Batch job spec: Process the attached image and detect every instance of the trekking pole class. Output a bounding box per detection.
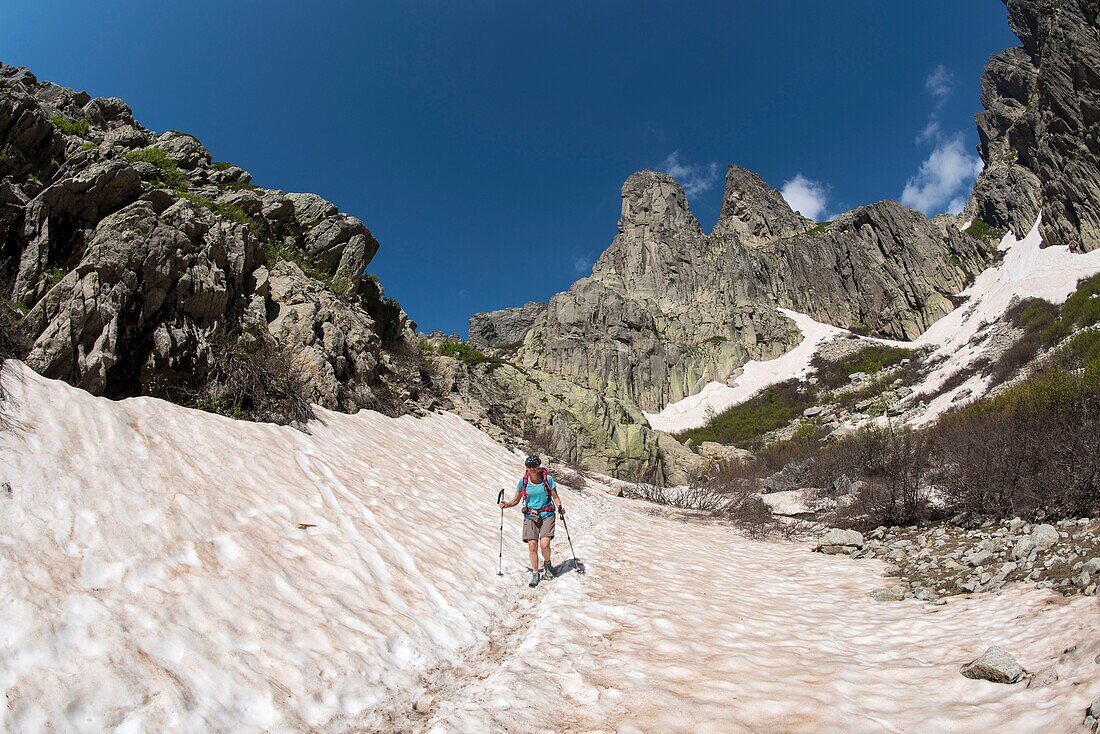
[495,489,505,576]
[559,511,584,575]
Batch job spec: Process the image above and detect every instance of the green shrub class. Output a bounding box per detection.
[124,147,188,190]
[1059,273,1100,333]
[439,341,488,365]
[964,219,999,240]
[210,161,233,170]
[50,115,90,137]
[811,344,913,389]
[43,267,66,287]
[674,379,815,447]
[809,220,833,234]
[991,275,1100,383]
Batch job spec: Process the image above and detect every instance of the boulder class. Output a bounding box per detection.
[697,441,753,465]
[816,528,864,554]
[468,301,548,348]
[1026,664,1060,689]
[960,646,1025,684]
[23,199,247,394]
[870,584,908,602]
[1030,524,1059,550]
[155,130,211,170]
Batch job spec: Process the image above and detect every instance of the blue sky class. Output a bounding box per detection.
[2,1,1017,336]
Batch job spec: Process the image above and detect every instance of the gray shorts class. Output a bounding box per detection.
[522,514,556,542]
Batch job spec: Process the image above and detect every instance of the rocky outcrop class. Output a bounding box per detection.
[712,165,814,244]
[439,359,666,482]
[969,0,1100,251]
[0,62,425,419]
[519,171,993,412]
[468,300,547,349]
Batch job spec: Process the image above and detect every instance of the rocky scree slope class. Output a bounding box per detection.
[515,166,993,414]
[967,0,1100,252]
[0,62,434,420]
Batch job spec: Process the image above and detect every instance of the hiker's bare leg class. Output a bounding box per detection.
[539,536,552,565]
[527,539,540,571]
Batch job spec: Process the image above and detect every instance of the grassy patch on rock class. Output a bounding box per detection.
[125,146,188,190]
[50,115,89,137]
[811,344,914,389]
[964,219,1000,241]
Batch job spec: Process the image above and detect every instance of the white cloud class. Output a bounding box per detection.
[572,255,593,274]
[916,119,941,145]
[659,151,720,197]
[926,64,954,108]
[901,134,983,216]
[780,173,832,221]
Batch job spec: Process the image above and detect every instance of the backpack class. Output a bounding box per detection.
[520,468,555,517]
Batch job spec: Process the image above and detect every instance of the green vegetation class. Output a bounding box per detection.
[436,340,511,370]
[439,341,489,364]
[179,192,252,228]
[674,380,815,447]
[50,115,89,137]
[81,141,98,151]
[964,219,999,240]
[811,344,913,389]
[124,146,188,190]
[0,298,28,317]
[264,240,328,283]
[809,220,833,234]
[210,161,233,170]
[992,274,1100,382]
[43,267,66,288]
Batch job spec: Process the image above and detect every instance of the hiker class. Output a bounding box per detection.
[499,455,564,587]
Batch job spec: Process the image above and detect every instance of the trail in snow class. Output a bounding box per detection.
[646,217,1100,432]
[2,362,1098,733]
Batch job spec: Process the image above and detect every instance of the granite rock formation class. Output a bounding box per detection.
[0,62,424,418]
[518,170,992,412]
[969,0,1100,251]
[468,300,547,349]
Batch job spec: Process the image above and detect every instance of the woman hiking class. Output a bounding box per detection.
[499,455,564,587]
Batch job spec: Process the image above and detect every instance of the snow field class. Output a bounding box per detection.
[2,361,1099,732]
[0,361,588,732]
[646,216,1100,433]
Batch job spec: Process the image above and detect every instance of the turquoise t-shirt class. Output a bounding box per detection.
[517,473,557,518]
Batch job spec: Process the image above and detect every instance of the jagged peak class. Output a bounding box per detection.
[712,164,813,244]
[618,169,702,236]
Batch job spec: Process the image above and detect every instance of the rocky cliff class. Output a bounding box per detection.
[0,63,430,419]
[468,300,547,349]
[517,169,992,412]
[969,0,1100,251]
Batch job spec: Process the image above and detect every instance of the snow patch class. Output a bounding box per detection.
[645,310,845,433]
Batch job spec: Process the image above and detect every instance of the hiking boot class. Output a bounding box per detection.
[529,571,541,588]
[542,561,556,579]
